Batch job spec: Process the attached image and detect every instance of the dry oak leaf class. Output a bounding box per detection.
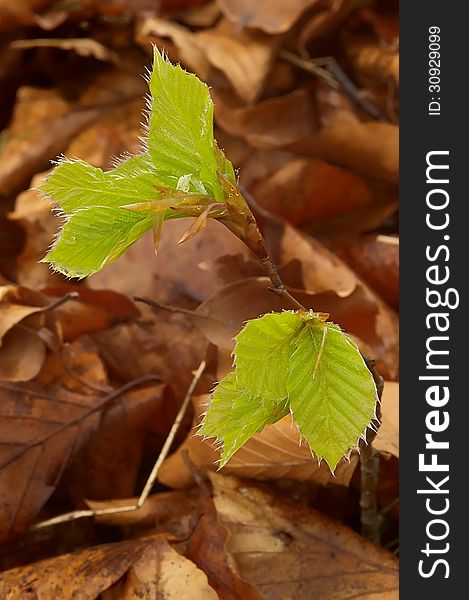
[0,285,59,382]
[0,535,218,600]
[210,472,399,600]
[158,395,358,488]
[0,336,162,542]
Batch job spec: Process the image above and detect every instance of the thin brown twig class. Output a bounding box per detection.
[359,356,384,544]
[32,361,205,529]
[281,50,388,122]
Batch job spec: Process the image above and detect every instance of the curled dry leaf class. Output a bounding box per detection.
[217,0,320,34]
[242,151,397,238]
[0,535,218,600]
[90,308,207,398]
[158,395,359,488]
[0,284,59,381]
[88,488,202,532]
[210,472,399,600]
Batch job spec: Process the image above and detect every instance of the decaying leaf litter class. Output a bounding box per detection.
[0,0,399,597]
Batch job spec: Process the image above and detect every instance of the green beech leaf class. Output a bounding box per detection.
[40,48,235,277]
[199,373,290,468]
[233,311,302,399]
[200,311,378,471]
[287,319,378,470]
[45,206,153,278]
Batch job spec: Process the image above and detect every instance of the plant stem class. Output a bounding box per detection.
[360,356,384,544]
[260,256,306,311]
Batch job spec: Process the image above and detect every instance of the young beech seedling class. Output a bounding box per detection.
[41,48,378,471]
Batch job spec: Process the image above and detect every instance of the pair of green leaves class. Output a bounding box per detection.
[41,48,235,278]
[40,47,378,472]
[200,311,378,471]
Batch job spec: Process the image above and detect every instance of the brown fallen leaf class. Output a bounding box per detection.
[186,487,263,600]
[90,218,252,305]
[62,379,167,503]
[138,17,278,103]
[0,335,162,542]
[0,284,59,381]
[213,84,398,183]
[210,472,399,599]
[332,235,399,309]
[42,285,140,342]
[292,113,399,184]
[0,68,146,197]
[213,86,317,149]
[136,17,211,80]
[248,157,372,225]
[0,87,101,197]
[196,19,280,103]
[91,308,207,398]
[88,488,202,533]
[217,0,320,34]
[0,535,218,600]
[158,395,358,488]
